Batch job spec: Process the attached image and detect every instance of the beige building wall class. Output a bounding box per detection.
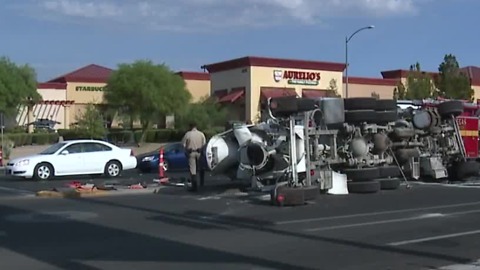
[16,88,68,129]
[185,79,211,102]
[343,83,396,99]
[65,82,106,128]
[210,67,251,93]
[472,85,480,101]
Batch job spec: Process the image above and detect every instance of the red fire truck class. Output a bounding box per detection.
[397,98,480,180]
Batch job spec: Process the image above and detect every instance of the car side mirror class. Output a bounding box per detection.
[60,150,69,155]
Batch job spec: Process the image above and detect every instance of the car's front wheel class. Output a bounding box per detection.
[104,160,122,178]
[33,163,54,181]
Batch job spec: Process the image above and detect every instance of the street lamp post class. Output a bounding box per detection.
[345,25,375,98]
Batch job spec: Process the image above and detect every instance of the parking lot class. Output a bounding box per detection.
[0,167,480,269]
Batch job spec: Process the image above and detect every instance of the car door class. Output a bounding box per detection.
[82,142,113,173]
[54,143,85,175]
[166,143,188,170]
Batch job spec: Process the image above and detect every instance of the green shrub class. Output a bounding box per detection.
[55,127,227,145]
[107,130,134,144]
[5,133,59,146]
[58,128,104,140]
[5,126,26,133]
[2,139,14,159]
[31,133,59,145]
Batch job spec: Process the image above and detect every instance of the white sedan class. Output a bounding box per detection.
[5,139,138,181]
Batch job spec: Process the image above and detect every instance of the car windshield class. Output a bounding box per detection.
[39,142,67,155]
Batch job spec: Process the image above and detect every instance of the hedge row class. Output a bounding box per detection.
[3,127,226,147]
[104,128,225,144]
[5,133,60,147]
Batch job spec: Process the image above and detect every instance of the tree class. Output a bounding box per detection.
[435,54,474,100]
[405,62,434,100]
[326,78,341,97]
[175,96,228,131]
[0,57,41,116]
[104,60,191,142]
[393,81,406,100]
[74,103,106,139]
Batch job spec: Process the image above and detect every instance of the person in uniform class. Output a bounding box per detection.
[182,122,206,191]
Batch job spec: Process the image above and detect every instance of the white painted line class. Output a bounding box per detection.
[305,208,480,232]
[0,186,33,194]
[275,201,480,225]
[413,181,480,189]
[305,213,442,232]
[388,230,480,246]
[197,196,221,201]
[437,259,480,269]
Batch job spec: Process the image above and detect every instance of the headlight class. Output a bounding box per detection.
[142,156,155,162]
[15,159,30,166]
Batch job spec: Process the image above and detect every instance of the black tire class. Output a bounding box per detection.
[274,186,305,206]
[437,100,463,118]
[344,110,376,124]
[375,111,398,124]
[343,167,380,182]
[104,160,122,178]
[33,163,54,181]
[303,185,319,201]
[455,160,480,180]
[344,98,376,110]
[379,165,402,178]
[390,127,415,140]
[378,178,401,190]
[375,99,397,111]
[347,181,380,193]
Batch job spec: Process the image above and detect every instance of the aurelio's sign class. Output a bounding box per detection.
[75,86,105,92]
[274,70,321,86]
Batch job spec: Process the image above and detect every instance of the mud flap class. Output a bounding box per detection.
[327,171,348,195]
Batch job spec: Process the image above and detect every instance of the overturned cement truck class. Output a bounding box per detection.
[202,96,477,199]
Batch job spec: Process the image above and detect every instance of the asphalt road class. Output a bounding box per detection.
[1,173,480,270]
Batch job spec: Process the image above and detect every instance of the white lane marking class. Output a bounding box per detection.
[197,196,221,201]
[388,230,480,247]
[305,208,480,232]
[0,186,33,195]
[414,181,480,189]
[275,201,480,225]
[305,214,443,232]
[437,259,480,269]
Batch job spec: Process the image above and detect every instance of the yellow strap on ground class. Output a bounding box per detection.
[36,190,80,198]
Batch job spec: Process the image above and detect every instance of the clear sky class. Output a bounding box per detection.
[1,0,478,82]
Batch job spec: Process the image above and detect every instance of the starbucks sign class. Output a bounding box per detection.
[75,86,105,92]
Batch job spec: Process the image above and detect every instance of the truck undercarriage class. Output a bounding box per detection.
[200,97,480,206]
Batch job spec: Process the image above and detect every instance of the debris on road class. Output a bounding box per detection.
[35,180,160,198]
